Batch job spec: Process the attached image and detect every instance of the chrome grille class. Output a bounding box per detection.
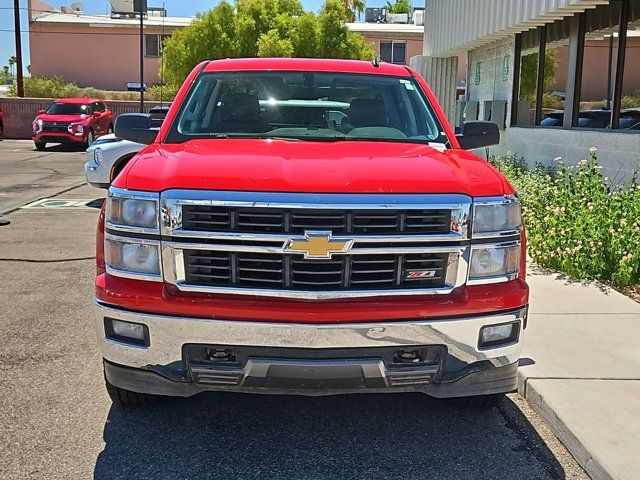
[182,206,451,235]
[184,251,449,291]
[161,190,472,299]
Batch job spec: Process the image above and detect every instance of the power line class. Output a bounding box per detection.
[0,28,174,36]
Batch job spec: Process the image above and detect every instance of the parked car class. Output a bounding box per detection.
[85,104,171,188]
[0,106,4,139]
[541,109,640,129]
[97,58,527,409]
[32,98,113,150]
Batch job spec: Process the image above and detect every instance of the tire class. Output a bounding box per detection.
[108,124,114,135]
[34,141,46,151]
[0,122,4,139]
[453,394,504,409]
[105,376,162,408]
[86,129,94,148]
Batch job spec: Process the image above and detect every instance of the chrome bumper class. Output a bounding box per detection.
[95,299,526,397]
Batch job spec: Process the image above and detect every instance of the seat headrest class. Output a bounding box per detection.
[346,98,388,127]
[216,93,262,123]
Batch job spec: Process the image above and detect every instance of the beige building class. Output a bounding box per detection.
[412,0,640,183]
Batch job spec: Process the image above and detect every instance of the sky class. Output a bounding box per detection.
[0,0,390,74]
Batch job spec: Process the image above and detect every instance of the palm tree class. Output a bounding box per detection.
[8,56,16,81]
[342,0,365,22]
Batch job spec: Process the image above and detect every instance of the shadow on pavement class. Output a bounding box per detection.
[94,392,564,479]
[33,143,87,152]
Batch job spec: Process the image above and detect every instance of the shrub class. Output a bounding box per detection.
[621,90,640,109]
[146,84,179,102]
[541,92,564,110]
[491,150,640,287]
[8,75,110,99]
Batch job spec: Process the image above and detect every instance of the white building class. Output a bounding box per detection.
[412,0,640,182]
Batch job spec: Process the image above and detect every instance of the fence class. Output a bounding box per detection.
[0,98,164,139]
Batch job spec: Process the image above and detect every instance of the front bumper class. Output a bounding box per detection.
[33,132,85,143]
[96,299,526,398]
[85,160,109,188]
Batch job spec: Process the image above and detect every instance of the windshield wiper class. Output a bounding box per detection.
[207,134,301,142]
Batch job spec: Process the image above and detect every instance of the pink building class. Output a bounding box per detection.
[28,0,191,90]
[27,1,432,91]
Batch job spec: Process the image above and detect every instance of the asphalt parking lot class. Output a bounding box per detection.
[0,139,589,479]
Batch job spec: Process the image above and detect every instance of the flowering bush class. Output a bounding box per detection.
[491,149,640,287]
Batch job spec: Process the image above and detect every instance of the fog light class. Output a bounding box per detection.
[105,317,149,346]
[479,321,519,348]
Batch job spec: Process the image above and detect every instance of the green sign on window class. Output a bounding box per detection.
[475,62,481,85]
[503,55,510,81]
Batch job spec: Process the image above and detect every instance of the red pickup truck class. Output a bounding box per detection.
[96,58,528,408]
[32,97,113,150]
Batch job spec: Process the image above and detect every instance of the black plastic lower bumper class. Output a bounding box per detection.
[104,358,518,399]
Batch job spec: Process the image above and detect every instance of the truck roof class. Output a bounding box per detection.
[203,58,412,77]
[54,97,102,104]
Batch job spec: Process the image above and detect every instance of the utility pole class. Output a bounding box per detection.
[139,2,145,112]
[13,0,24,97]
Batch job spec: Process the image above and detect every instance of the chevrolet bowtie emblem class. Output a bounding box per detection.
[283,231,353,259]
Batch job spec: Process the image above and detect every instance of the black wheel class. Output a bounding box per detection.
[108,124,114,135]
[86,129,94,147]
[0,122,4,139]
[453,394,504,409]
[34,141,46,150]
[105,376,162,408]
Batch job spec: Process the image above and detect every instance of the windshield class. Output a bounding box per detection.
[46,102,89,115]
[166,71,448,144]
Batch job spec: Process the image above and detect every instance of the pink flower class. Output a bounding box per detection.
[589,147,598,153]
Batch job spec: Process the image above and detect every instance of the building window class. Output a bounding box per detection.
[380,41,406,64]
[512,0,640,132]
[145,34,170,57]
[616,2,640,129]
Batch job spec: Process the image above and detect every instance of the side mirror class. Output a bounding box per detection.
[456,121,500,150]
[93,111,101,118]
[114,114,158,145]
[39,109,46,114]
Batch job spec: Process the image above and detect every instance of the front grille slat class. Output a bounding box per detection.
[183,250,448,291]
[181,207,451,235]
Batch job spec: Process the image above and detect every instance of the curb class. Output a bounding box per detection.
[518,373,612,480]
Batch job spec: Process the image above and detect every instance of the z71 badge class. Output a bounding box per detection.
[405,270,437,280]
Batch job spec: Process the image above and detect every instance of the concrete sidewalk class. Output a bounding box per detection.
[520,267,640,480]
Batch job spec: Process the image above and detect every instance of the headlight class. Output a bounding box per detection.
[33,119,43,133]
[105,234,161,280]
[68,123,84,135]
[94,148,103,165]
[106,189,159,232]
[473,196,522,238]
[468,243,520,284]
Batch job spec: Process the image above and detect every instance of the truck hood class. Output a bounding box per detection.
[119,139,510,196]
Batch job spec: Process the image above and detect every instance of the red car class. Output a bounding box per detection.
[32,97,113,150]
[97,58,527,408]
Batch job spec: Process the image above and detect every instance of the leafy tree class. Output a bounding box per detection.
[162,0,373,86]
[292,12,320,57]
[341,0,365,22]
[519,50,557,102]
[8,56,16,79]
[386,0,410,14]
[257,29,294,57]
